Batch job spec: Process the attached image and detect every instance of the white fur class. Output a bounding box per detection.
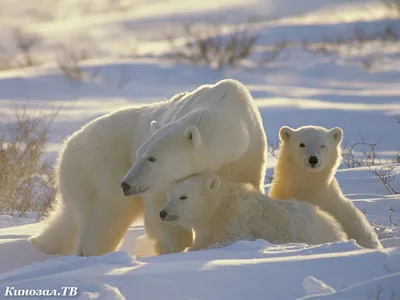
[30,79,267,256]
[161,174,347,251]
[121,79,267,255]
[269,125,382,249]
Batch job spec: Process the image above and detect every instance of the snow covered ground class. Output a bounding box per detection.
[0,0,399,299]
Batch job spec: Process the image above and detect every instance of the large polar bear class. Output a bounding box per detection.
[159,173,347,251]
[30,79,267,256]
[269,125,382,249]
[121,79,267,255]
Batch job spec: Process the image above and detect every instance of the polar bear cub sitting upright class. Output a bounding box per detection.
[160,173,347,251]
[269,125,382,249]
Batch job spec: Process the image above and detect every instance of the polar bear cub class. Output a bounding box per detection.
[269,125,382,249]
[160,173,347,251]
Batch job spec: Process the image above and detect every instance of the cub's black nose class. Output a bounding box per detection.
[121,181,130,194]
[308,156,319,165]
[159,210,168,220]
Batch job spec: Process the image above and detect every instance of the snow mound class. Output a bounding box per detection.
[302,276,336,297]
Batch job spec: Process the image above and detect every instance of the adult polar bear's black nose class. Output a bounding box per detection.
[121,181,131,194]
[159,210,168,220]
[308,156,319,165]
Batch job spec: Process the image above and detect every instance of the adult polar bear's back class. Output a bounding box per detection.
[31,79,267,256]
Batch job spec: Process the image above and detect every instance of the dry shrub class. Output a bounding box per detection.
[341,134,382,168]
[366,119,400,195]
[167,23,260,70]
[303,27,399,57]
[302,26,399,72]
[265,137,281,184]
[340,118,400,195]
[383,0,400,16]
[0,28,41,71]
[56,46,89,81]
[0,108,59,218]
[369,165,399,195]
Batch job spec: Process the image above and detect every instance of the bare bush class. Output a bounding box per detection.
[302,26,399,71]
[303,27,399,56]
[56,46,90,81]
[365,118,399,195]
[267,137,280,160]
[265,137,281,184]
[167,23,261,70]
[13,28,40,67]
[0,108,59,218]
[369,285,400,300]
[389,206,400,227]
[257,40,288,68]
[368,164,399,195]
[0,28,41,70]
[340,119,399,196]
[370,285,384,300]
[12,28,41,67]
[383,0,400,16]
[341,134,382,168]
[393,149,400,164]
[394,119,400,163]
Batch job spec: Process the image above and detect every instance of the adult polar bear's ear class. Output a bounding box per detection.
[204,174,221,193]
[150,120,160,133]
[329,127,343,144]
[279,126,295,142]
[184,125,202,148]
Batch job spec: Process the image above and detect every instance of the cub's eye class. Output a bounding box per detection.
[320,145,326,148]
[179,195,188,200]
[300,143,305,148]
[147,156,156,162]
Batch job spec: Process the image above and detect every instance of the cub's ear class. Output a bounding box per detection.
[184,125,202,147]
[279,126,295,142]
[329,127,343,144]
[204,174,221,192]
[150,120,160,133]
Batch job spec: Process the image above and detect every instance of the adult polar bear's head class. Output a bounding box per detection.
[121,109,250,196]
[279,125,343,172]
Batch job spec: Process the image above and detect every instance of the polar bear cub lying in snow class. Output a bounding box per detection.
[160,173,347,251]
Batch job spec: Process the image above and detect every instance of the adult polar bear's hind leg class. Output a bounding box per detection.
[29,199,77,255]
[58,125,145,256]
[31,160,145,256]
[31,107,148,256]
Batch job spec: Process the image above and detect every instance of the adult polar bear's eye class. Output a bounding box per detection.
[147,156,156,162]
[299,143,305,148]
[179,195,188,200]
[321,145,326,148]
